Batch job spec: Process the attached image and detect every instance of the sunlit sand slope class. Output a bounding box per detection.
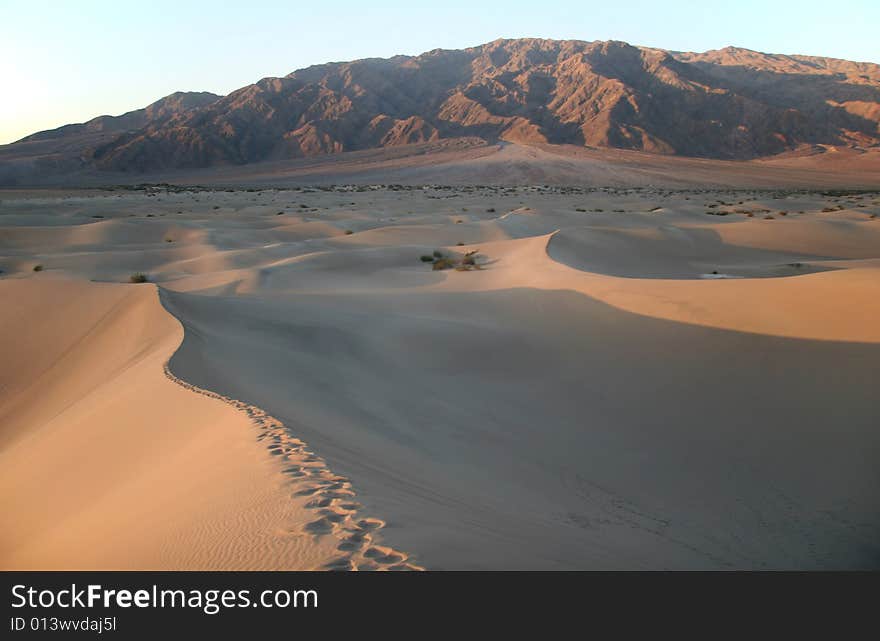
[0,278,414,570]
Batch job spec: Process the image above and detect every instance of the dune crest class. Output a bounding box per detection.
[442,232,880,344]
[0,277,415,570]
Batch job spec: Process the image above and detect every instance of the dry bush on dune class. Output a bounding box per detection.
[425,249,483,272]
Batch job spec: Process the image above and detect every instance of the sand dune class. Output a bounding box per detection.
[0,276,417,570]
[1,184,878,569]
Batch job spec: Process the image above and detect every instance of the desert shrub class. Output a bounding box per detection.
[129,272,148,283]
[456,242,464,246]
[764,215,775,220]
[432,250,444,258]
[428,248,482,272]
[213,205,220,209]
[420,255,434,262]
[33,264,44,272]
[486,208,495,213]
[344,229,353,235]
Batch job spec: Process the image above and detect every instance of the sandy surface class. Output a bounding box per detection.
[1,182,879,569]
[0,276,417,570]
[4,141,880,190]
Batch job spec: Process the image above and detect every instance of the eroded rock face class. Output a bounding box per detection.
[21,39,880,171]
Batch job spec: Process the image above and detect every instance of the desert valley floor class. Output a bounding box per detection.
[1,181,879,569]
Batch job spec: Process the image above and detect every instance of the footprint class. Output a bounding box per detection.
[324,557,355,571]
[364,546,406,565]
[344,530,370,543]
[319,510,348,524]
[303,516,336,535]
[356,518,385,531]
[337,539,364,552]
[337,530,371,552]
[293,486,324,497]
[323,489,355,499]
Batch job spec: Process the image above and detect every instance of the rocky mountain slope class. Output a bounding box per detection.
[8,39,880,174]
[18,91,222,144]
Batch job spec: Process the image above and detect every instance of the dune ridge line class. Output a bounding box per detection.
[161,361,423,571]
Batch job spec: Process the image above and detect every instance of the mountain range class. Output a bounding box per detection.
[4,38,880,179]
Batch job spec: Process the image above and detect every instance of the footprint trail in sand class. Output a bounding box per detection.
[163,364,423,571]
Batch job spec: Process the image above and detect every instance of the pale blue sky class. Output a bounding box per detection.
[2,0,878,144]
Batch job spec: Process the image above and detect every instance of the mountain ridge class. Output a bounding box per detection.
[17,91,222,144]
[7,39,880,176]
